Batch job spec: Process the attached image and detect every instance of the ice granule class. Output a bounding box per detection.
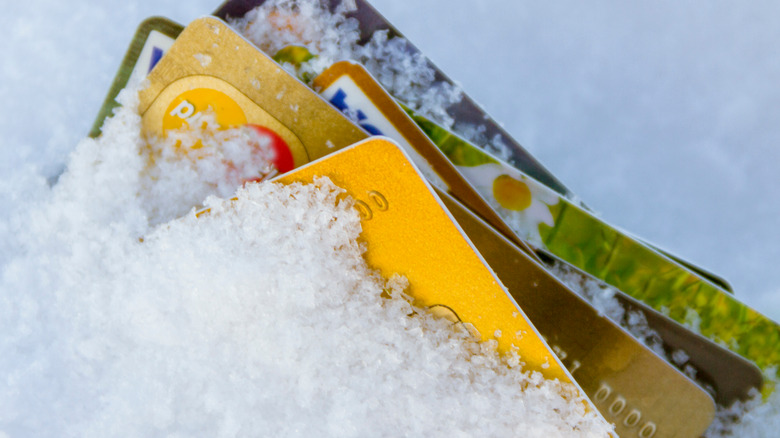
[0,92,611,436]
[671,348,690,366]
[194,53,213,67]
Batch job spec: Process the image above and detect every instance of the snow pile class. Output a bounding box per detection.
[0,87,611,436]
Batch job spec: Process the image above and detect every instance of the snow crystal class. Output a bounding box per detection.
[230,0,462,128]
[0,89,611,436]
[193,53,212,67]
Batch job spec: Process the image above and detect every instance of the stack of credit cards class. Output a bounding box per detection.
[88,1,780,436]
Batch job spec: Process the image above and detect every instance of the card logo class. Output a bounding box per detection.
[163,87,295,173]
[328,89,382,135]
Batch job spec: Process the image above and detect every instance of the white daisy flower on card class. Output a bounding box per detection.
[457,162,560,246]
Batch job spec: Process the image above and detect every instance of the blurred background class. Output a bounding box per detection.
[2,0,778,321]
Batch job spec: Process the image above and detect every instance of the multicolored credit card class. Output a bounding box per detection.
[89,1,777,430]
[407,111,780,380]
[90,17,183,138]
[138,17,367,168]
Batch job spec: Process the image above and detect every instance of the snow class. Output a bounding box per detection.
[0,85,611,435]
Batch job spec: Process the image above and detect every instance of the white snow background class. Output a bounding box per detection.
[2,0,778,322]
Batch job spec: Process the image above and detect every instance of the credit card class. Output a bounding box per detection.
[90,17,183,138]
[437,187,715,438]
[407,112,780,383]
[194,136,612,423]
[212,0,734,293]
[312,60,539,259]
[138,17,367,168]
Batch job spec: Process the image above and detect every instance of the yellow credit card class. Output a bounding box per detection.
[275,137,569,383]
[138,17,366,172]
[312,60,540,259]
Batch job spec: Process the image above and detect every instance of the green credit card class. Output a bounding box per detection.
[407,108,780,385]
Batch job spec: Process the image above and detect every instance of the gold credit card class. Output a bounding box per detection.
[275,137,571,384]
[138,17,367,170]
[312,60,540,260]
[437,188,715,438]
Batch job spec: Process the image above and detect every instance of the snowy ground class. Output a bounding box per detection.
[3,0,778,321]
